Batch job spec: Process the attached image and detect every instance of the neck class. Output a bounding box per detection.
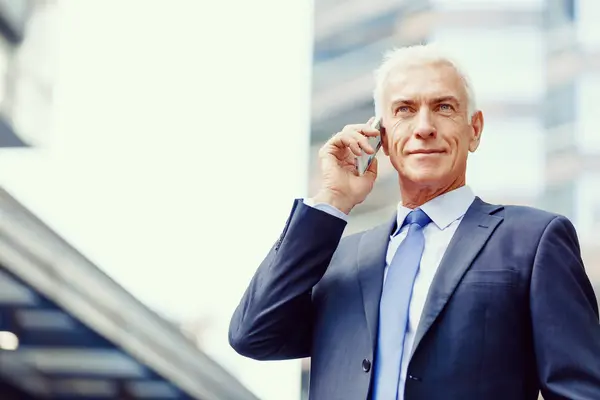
[400,176,465,209]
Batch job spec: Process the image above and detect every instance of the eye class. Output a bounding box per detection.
[396,106,411,114]
[438,103,454,112]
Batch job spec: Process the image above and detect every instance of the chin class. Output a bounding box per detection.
[403,168,449,187]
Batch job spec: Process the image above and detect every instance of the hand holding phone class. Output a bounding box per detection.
[356,118,383,175]
[312,118,382,214]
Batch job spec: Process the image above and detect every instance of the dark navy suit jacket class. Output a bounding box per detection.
[229,197,600,399]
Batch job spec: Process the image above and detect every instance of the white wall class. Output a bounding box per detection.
[0,1,313,399]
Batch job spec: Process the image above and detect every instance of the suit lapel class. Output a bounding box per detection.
[357,215,397,351]
[410,197,504,357]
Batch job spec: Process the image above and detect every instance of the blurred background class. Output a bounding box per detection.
[0,0,594,399]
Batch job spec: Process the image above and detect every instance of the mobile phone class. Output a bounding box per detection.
[356,118,383,176]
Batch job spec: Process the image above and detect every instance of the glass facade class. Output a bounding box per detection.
[542,0,600,304]
[0,0,56,147]
[576,73,600,152]
[544,81,576,128]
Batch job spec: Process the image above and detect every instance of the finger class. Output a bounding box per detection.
[349,131,375,154]
[342,124,380,137]
[334,131,374,155]
[366,116,375,126]
[329,127,377,155]
[338,136,363,157]
[360,125,380,138]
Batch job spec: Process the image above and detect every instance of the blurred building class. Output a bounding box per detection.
[542,0,600,285]
[0,188,259,399]
[0,0,55,147]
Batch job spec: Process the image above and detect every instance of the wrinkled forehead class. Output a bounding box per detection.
[383,61,469,107]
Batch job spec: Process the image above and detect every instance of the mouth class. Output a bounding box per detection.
[408,149,446,155]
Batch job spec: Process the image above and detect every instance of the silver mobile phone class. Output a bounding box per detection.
[356,118,383,176]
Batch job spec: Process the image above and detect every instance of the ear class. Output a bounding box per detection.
[468,111,484,152]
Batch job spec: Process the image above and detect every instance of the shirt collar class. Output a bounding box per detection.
[392,185,475,236]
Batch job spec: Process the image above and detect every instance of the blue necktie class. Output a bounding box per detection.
[373,209,431,400]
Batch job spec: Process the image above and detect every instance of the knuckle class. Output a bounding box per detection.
[342,124,362,134]
[333,130,347,142]
[325,134,340,147]
[338,130,351,140]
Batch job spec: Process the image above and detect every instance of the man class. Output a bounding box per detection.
[228,44,600,399]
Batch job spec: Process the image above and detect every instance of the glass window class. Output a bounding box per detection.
[576,73,600,152]
[594,204,600,227]
[565,0,576,20]
[300,359,310,400]
[578,0,600,48]
[312,37,390,91]
[3,1,58,146]
[543,81,576,129]
[433,0,543,10]
[544,0,577,29]
[314,11,400,63]
[10,75,51,145]
[545,123,577,157]
[0,0,31,42]
[0,34,12,110]
[467,116,545,200]
[15,2,58,85]
[575,174,600,242]
[430,27,544,104]
[541,180,576,221]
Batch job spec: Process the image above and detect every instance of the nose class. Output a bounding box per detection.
[413,108,436,139]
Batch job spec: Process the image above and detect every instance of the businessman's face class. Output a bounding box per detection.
[380,61,483,191]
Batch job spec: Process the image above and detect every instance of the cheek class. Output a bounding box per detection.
[386,124,410,153]
[448,136,471,169]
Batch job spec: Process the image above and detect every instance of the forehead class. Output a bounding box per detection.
[384,61,468,104]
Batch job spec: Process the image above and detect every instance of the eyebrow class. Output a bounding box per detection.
[390,95,461,109]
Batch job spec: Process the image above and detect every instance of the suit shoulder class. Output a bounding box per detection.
[338,229,367,248]
[334,223,387,259]
[499,204,568,227]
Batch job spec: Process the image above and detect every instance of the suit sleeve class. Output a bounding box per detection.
[228,199,347,361]
[530,216,600,400]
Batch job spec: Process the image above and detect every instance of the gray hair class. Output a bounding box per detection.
[373,44,477,119]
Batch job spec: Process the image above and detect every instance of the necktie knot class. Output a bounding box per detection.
[402,209,431,229]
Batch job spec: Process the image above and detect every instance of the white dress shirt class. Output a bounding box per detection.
[306,185,475,399]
